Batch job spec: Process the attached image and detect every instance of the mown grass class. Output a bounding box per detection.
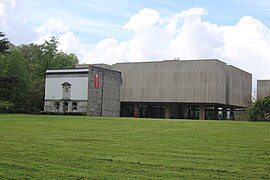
[0,114,269,179]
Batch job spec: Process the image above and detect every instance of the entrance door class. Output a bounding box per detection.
[63,102,68,113]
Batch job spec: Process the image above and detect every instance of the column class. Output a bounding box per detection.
[68,101,72,112]
[199,105,205,120]
[213,106,219,120]
[165,105,171,119]
[230,108,235,120]
[222,108,227,120]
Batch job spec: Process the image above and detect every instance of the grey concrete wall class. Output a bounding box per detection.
[115,59,252,108]
[257,80,270,98]
[115,59,227,104]
[226,65,252,107]
[87,66,121,117]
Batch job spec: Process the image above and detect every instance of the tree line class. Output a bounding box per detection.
[0,32,78,113]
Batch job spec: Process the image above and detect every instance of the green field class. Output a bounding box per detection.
[0,114,269,179]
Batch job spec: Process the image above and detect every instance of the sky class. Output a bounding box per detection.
[1,0,270,90]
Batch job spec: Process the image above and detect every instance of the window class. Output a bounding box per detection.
[55,102,60,111]
[63,102,68,112]
[62,82,71,100]
[72,102,78,112]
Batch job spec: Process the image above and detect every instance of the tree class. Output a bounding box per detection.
[18,43,42,80]
[0,32,11,54]
[40,36,59,72]
[19,37,78,113]
[0,48,29,113]
[249,96,270,121]
[39,37,78,70]
[55,52,79,68]
[0,36,79,113]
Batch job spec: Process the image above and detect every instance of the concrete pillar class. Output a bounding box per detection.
[165,105,171,119]
[59,101,63,113]
[230,108,235,120]
[68,101,72,112]
[134,104,139,118]
[213,107,219,120]
[222,108,227,120]
[199,106,205,120]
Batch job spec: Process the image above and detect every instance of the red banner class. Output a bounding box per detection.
[94,74,99,89]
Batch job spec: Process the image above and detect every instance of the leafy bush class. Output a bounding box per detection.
[249,96,270,121]
[40,111,86,116]
[0,100,14,113]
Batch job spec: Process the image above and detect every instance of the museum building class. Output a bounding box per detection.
[44,64,122,117]
[115,59,252,120]
[44,59,252,120]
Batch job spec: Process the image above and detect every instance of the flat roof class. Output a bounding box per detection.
[114,59,225,65]
[46,69,89,75]
[115,59,251,75]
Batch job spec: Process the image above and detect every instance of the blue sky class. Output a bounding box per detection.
[37,0,269,39]
[3,0,270,44]
[1,0,270,89]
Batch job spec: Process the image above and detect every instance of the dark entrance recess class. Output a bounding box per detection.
[63,102,68,112]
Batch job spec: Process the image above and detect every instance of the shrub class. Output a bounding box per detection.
[0,100,14,113]
[40,111,86,116]
[249,96,270,121]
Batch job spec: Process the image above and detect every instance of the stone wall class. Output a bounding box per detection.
[87,66,121,117]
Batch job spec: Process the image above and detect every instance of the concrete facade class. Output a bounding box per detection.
[115,59,252,120]
[257,80,270,98]
[226,65,252,107]
[44,65,121,117]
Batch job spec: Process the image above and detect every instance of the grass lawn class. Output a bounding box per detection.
[0,114,269,179]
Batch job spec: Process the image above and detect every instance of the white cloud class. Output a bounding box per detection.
[82,7,270,85]
[0,0,39,44]
[179,7,207,19]
[221,15,270,80]
[167,8,223,59]
[34,18,82,59]
[82,38,128,64]
[58,31,80,53]
[0,3,5,17]
[11,0,16,8]
[33,33,53,45]
[0,3,6,27]
[35,18,69,34]
[123,8,160,31]
[0,0,18,28]
[31,18,83,66]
